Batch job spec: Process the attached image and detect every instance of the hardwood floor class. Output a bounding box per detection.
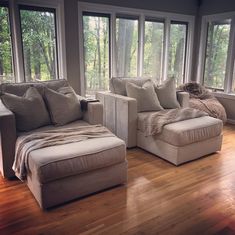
[1,125,235,235]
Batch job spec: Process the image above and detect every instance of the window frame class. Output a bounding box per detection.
[197,12,235,94]
[78,2,195,96]
[82,11,111,93]
[5,0,66,83]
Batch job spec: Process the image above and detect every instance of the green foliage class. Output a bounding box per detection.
[0,7,14,83]
[20,9,57,81]
[204,23,230,90]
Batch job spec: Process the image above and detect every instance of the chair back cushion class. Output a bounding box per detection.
[110,77,151,96]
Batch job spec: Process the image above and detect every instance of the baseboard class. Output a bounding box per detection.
[227,119,235,124]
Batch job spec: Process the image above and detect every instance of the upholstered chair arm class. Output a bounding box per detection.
[0,100,17,178]
[96,91,137,148]
[83,102,103,125]
[177,91,189,108]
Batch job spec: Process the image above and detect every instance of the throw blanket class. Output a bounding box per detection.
[179,82,227,123]
[142,108,208,136]
[13,125,114,181]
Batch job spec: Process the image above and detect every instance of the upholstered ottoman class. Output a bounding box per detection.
[137,115,223,165]
[26,131,127,209]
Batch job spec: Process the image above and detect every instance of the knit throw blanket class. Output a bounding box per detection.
[141,108,208,137]
[13,125,114,181]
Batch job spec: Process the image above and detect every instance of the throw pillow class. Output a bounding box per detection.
[1,87,51,131]
[44,86,82,126]
[155,78,180,109]
[110,77,151,96]
[126,81,163,112]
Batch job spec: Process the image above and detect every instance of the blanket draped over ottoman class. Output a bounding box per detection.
[13,125,114,181]
[141,107,208,136]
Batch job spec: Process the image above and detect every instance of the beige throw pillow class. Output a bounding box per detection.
[155,78,180,109]
[1,87,50,131]
[126,81,163,112]
[44,86,82,126]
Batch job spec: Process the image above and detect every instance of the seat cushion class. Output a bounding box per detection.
[26,121,126,184]
[138,114,223,146]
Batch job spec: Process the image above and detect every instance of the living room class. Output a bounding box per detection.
[1,0,235,234]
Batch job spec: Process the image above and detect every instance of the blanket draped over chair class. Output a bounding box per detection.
[13,125,114,181]
[179,82,227,123]
[141,107,208,136]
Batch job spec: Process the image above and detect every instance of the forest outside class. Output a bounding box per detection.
[0,6,14,83]
[20,8,57,82]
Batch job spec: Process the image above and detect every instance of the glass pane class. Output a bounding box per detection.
[116,17,138,77]
[83,15,109,95]
[0,6,14,83]
[143,21,164,82]
[20,8,57,81]
[204,20,231,90]
[168,23,187,86]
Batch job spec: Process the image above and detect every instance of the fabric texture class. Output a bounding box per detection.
[110,77,151,96]
[44,86,82,126]
[155,78,180,109]
[1,87,50,131]
[126,81,163,112]
[13,125,115,181]
[137,107,208,136]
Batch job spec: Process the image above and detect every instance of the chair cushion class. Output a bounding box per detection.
[155,78,180,109]
[138,114,223,146]
[126,81,163,112]
[1,87,50,131]
[110,77,150,96]
[44,86,83,126]
[26,121,126,183]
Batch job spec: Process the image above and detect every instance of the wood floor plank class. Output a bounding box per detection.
[1,125,235,235]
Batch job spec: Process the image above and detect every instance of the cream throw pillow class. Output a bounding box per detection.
[126,81,163,112]
[44,86,82,126]
[1,87,50,131]
[155,78,180,109]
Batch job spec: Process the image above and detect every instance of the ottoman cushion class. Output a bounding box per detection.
[138,113,223,147]
[28,137,126,184]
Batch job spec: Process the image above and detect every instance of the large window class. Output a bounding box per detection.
[143,19,164,82]
[0,4,14,83]
[116,16,138,77]
[168,22,187,86]
[20,6,58,82]
[203,20,231,90]
[79,3,194,95]
[83,13,110,95]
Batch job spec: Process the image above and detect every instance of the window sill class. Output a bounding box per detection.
[212,91,235,100]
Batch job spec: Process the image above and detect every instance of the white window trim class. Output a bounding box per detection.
[8,0,67,82]
[78,2,195,96]
[197,11,235,94]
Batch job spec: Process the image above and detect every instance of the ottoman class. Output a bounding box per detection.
[137,116,223,165]
[26,135,127,209]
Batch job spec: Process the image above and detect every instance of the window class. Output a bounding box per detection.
[20,6,58,82]
[143,19,164,82]
[203,20,231,90]
[79,3,194,95]
[116,16,138,77]
[0,4,14,83]
[168,22,187,86]
[83,13,110,95]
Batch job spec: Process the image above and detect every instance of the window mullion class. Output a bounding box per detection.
[9,0,25,82]
[162,18,170,82]
[224,17,235,93]
[138,14,144,77]
[111,12,116,78]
